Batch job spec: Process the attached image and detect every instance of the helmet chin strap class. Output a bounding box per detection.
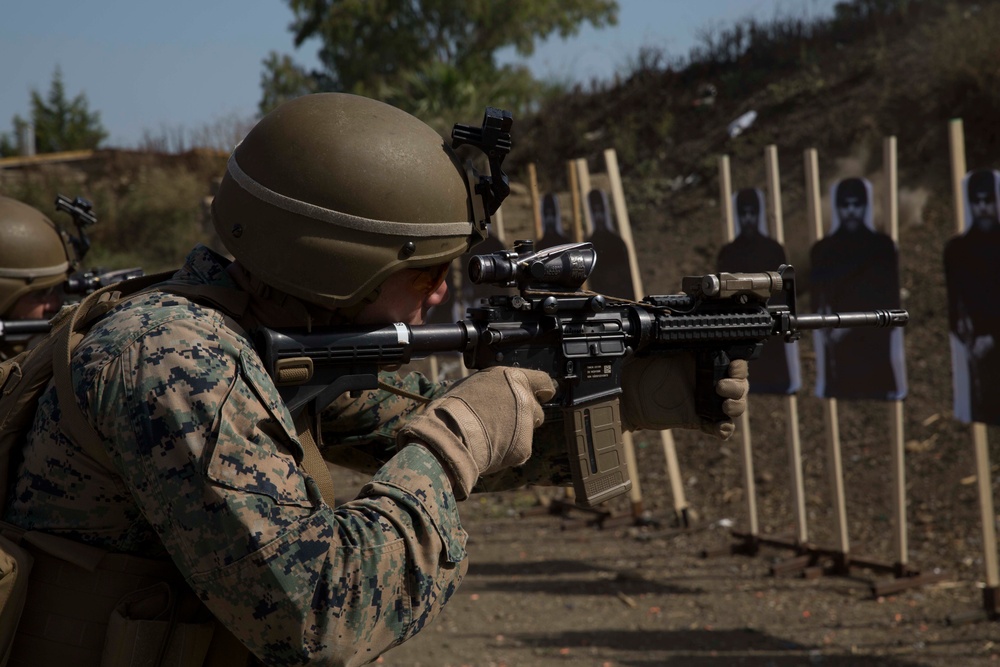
[228,262,324,332]
[229,261,387,331]
[332,285,381,323]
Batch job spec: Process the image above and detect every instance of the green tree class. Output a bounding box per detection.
[260,0,617,125]
[3,67,108,155]
[258,52,319,115]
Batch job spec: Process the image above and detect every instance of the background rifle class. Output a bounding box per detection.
[255,240,909,507]
[54,193,144,297]
[63,267,145,296]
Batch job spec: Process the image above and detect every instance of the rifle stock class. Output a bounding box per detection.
[257,241,909,507]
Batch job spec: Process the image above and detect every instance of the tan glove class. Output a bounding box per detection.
[620,354,749,439]
[397,366,557,499]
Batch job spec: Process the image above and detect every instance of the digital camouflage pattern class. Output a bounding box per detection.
[4,245,468,666]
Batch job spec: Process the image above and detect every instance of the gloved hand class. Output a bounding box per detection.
[397,366,557,499]
[620,354,748,439]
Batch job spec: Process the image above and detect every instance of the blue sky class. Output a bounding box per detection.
[0,0,837,148]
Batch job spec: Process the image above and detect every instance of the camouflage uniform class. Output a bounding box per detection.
[5,245,468,665]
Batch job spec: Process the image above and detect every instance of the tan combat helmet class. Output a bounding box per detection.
[211,93,483,309]
[0,196,72,316]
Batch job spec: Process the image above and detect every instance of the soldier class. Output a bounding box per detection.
[0,195,73,359]
[3,94,748,666]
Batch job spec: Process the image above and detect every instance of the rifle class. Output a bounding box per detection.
[0,319,51,343]
[255,240,909,507]
[1,268,142,345]
[53,193,144,296]
[64,266,145,296]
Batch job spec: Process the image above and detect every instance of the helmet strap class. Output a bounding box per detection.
[228,262,340,332]
[331,285,381,323]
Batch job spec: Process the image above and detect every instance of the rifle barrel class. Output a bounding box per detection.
[0,319,52,337]
[792,309,908,329]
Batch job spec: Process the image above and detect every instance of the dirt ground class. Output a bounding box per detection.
[333,459,999,667]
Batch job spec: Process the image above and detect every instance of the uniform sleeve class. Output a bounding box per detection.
[320,369,448,445]
[320,369,450,475]
[81,316,467,666]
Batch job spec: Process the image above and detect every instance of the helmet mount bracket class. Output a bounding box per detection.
[54,194,97,267]
[451,107,512,240]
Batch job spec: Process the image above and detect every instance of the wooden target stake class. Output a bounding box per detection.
[528,163,543,241]
[884,136,909,571]
[575,153,643,521]
[604,148,691,526]
[765,146,809,548]
[567,160,582,242]
[804,147,851,573]
[718,154,760,542]
[865,136,947,595]
[575,158,594,240]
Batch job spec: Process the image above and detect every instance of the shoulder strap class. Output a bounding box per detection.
[293,412,338,506]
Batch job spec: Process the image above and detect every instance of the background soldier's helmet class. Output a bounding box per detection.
[211,93,478,309]
[0,196,71,316]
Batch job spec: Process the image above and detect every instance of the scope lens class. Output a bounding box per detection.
[468,256,491,284]
[468,254,516,285]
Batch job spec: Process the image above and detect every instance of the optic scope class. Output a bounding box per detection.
[468,240,596,291]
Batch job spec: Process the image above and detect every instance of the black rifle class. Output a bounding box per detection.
[255,240,909,507]
[64,267,145,296]
[0,266,144,347]
[0,319,51,343]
